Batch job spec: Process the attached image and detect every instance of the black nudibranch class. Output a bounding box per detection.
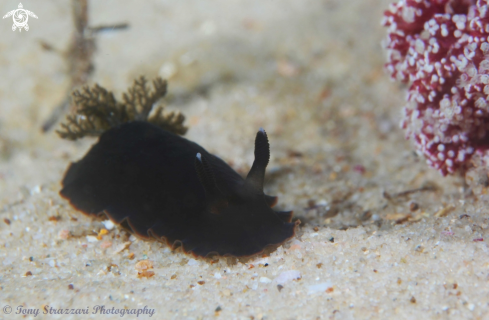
[60,121,298,257]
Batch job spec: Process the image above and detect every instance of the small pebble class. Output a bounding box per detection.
[135,260,153,271]
[135,260,155,278]
[222,289,231,296]
[31,185,41,195]
[138,270,155,278]
[102,220,115,230]
[187,259,199,266]
[435,205,455,218]
[113,241,132,254]
[100,241,112,249]
[409,202,419,211]
[274,270,301,284]
[308,282,333,294]
[259,277,272,283]
[68,284,74,290]
[86,235,98,243]
[97,228,109,240]
[289,244,301,251]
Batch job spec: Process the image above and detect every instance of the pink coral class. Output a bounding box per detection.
[383,0,489,175]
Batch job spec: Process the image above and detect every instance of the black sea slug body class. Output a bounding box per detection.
[59,77,298,257]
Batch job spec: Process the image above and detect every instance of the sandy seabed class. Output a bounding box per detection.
[1,1,489,319]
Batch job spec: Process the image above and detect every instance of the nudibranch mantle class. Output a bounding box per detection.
[60,121,298,257]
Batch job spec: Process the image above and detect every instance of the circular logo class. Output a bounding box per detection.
[3,305,12,314]
[2,3,38,32]
[13,10,28,28]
